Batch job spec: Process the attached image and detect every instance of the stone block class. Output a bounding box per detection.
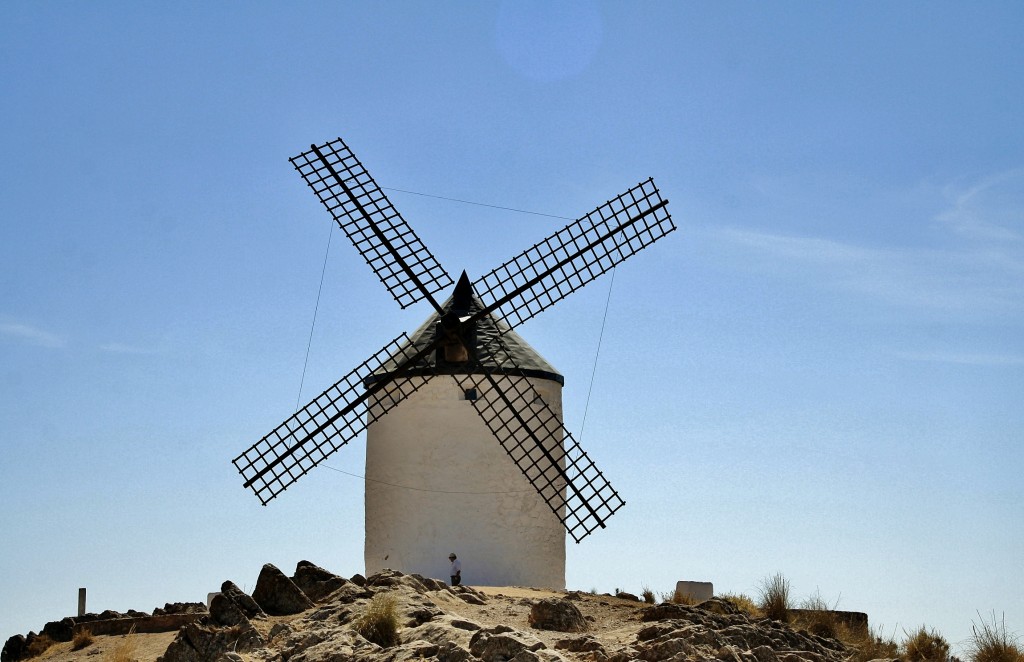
[675,581,713,603]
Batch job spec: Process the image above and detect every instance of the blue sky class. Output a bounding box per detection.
[1,0,1021,652]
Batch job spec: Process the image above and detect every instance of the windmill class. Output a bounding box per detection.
[233,137,675,587]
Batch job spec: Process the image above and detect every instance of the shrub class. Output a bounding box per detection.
[641,586,655,604]
[104,626,137,662]
[903,625,950,662]
[967,612,1024,662]
[720,592,762,618]
[758,572,791,622]
[72,628,95,650]
[353,593,400,648]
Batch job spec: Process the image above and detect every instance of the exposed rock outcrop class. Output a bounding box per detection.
[158,621,264,662]
[291,560,350,603]
[251,563,315,615]
[2,565,868,662]
[529,598,588,633]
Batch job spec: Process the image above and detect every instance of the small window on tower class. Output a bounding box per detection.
[464,388,477,401]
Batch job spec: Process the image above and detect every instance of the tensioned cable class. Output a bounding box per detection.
[321,463,533,494]
[383,186,574,220]
[294,221,334,411]
[577,267,616,443]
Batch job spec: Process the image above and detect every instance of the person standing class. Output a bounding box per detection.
[448,553,462,586]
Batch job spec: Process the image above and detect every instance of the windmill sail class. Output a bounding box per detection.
[290,138,453,310]
[233,332,434,505]
[454,332,625,542]
[472,178,674,331]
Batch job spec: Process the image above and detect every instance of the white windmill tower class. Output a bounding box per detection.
[233,137,675,588]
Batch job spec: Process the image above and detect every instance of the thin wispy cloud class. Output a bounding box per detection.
[936,169,1024,242]
[703,172,1024,318]
[0,322,66,348]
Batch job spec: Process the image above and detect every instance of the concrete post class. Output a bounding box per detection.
[78,588,87,617]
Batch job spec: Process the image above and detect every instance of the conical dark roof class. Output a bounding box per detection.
[363,286,563,387]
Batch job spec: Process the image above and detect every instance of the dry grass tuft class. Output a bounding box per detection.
[104,626,138,662]
[902,625,950,662]
[641,585,655,604]
[72,628,95,651]
[660,590,698,605]
[794,590,839,639]
[844,625,900,662]
[24,635,56,658]
[967,613,1024,662]
[353,593,400,648]
[758,572,792,622]
[720,592,763,618]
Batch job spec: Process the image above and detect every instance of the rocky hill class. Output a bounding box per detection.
[3,562,870,662]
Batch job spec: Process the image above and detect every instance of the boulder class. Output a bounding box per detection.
[219,581,265,619]
[251,563,314,615]
[437,641,474,662]
[555,635,606,654]
[209,593,250,628]
[528,598,588,633]
[350,573,367,586]
[41,617,75,642]
[158,622,264,662]
[1,635,25,662]
[291,560,349,602]
[700,597,742,615]
[470,626,546,662]
[616,591,641,602]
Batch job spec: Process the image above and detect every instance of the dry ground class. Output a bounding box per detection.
[22,586,649,662]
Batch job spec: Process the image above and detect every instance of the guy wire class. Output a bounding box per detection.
[578,267,616,443]
[383,186,574,220]
[295,220,334,412]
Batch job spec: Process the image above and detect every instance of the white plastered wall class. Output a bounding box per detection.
[364,375,566,589]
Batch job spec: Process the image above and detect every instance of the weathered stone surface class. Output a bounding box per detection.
[158,622,264,662]
[292,560,350,603]
[268,622,292,643]
[219,581,265,619]
[529,598,588,633]
[642,602,702,621]
[616,591,641,602]
[555,634,606,653]
[251,563,314,616]
[700,597,743,615]
[41,617,75,642]
[209,593,249,627]
[1,634,25,662]
[436,641,473,662]
[153,602,206,616]
[72,614,201,637]
[470,626,546,662]
[449,584,488,605]
[350,573,367,586]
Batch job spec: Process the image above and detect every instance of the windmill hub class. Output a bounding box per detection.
[233,136,676,588]
[436,271,476,365]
